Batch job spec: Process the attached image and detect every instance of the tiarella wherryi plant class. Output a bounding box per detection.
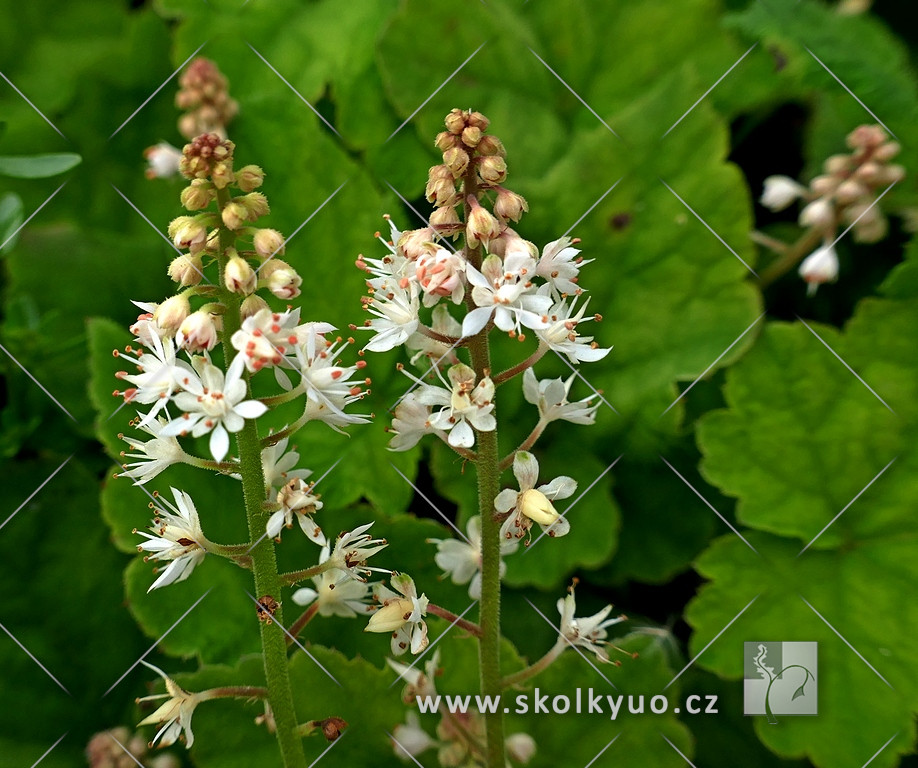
[111,60,384,768]
[356,108,626,768]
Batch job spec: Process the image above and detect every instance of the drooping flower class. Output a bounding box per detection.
[391,712,437,761]
[496,451,575,542]
[259,436,313,489]
[291,544,376,619]
[137,661,214,748]
[159,353,267,462]
[428,516,518,599]
[387,391,441,452]
[556,582,627,663]
[267,477,325,544]
[135,488,211,591]
[536,236,593,297]
[798,241,840,296]
[118,416,189,485]
[365,573,429,655]
[522,368,599,425]
[760,175,806,211]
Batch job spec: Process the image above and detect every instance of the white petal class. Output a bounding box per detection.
[235,400,269,419]
[448,419,475,448]
[209,425,230,462]
[461,306,493,338]
[512,451,540,490]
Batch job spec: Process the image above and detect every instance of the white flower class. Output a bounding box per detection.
[387,649,440,702]
[160,353,268,462]
[536,236,592,296]
[118,415,188,485]
[798,241,840,296]
[143,142,183,180]
[522,368,599,425]
[114,333,195,427]
[760,175,806,211]
[415,246,466,305]
[405,304,462,368]
[129,300,170,347]
[798,197,835,229]
[416,363,496,449]
[291,543,376,619]
[230,306,334,373]
[462,253,552,338]
[557,583,626,663]
[428,516,518,599]
[325,522,390,582]
[365,573,429,656]
[137,660,213,748]
[260,437,313,489]
[496,451,575,542]
[135,488,211,591]
[392,712,437,761]
[267,478,325,544]
[536,296,611,364]
[387,391,441,451]
[359,281,420,352]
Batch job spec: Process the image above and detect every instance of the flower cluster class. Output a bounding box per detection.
[760,123,904,294]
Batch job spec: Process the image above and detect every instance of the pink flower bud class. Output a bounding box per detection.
[466,204,501,248]
[225,255,256,294]
[154,294,191,332]
[235,164,265,192]
[444,108,466,134]
[835,179,867,205]
[478,155,507,185]
[494,189,528,222]
[253,228,286,260]
[178,310,220,351]
[221,201,247,230]
[167,253,204,286]
[240,294,270,320]
[476,134,505,157]
[461,125,482,147]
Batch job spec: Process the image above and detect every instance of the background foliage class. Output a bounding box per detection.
[1,0,916,766]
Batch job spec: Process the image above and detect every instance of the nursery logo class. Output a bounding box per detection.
[743,642,817,722]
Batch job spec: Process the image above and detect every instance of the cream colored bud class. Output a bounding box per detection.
[824,154,850,176]
[211,161,235,189]
[253,228,286,260]
[430,205,461,228]
[168,253,203,286]
[239,192,270,221]
[426,177,458,207]
[878,164,906,184]
[506,733,537,764]
[154,294,191,332]
[221,201,246,230]
[461,125,482,147]
[478,155,507,185]
[874,141,901,162]
[476,134,505,157]
[365,598,414,633]
[169,216,209,253]
[466,111,489,131]
[846,124,886,150]
[799,198,834,229]
[443,147,470,178]
[466,205,501,247]
[435,131,458,152]
[224,255,256,294]
[853,214,888,243]
[180,179,214,211]
[854,162,881,185]
[241,294,270,320]
[262,259,303,300]
[236,164,265,192]
[178,310,219,352]
[810,175,838,197]
[444,108,466,134]
[835,179,867,205]
[519,489,561,526]
[494,189,528,222]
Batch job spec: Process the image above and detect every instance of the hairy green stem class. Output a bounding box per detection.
[216,187,307,768]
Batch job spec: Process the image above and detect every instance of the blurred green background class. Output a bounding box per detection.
[2,0,917,766]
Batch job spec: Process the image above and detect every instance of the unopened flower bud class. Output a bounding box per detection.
[760,175,805,211]
[810,175,838,197]
[225,255,256,294]
[167,253,203,286]
[430,205,461,228]
[169,216,209,253]
[853,214,888,243]
[154,294,191,332]
[426,177,458,207]
[476,134,505,157]
[506,733,537,764]
[180,179,214,211]
[461,125,482,147]
[235,164,265,192]
[846,124,886,150]
[835,179,867,205]
[798,242,839,296]
[221,201,247,230]
[798,198,834,229]
[878,164,906,184]
[443,147,469,178]
[854,161,881,185]
[177,310,220,351]
[143,142,182,179]
[466,203,501,248]
[444,108,466,134]
[262,259,303,299]
[435,131,458,152]
[873,141,900,162]
[398,227,437,260]
[241,294,270,320]
[428,164,453,183]
[238,192,270,221]
[466,111,489,131]
[494,189,528,223]
[211,160,235,190]
[365,599,414,633]
[519,488,561,526]
[824,155,850,176]
[253,228,286,260]
[478,155,507,185]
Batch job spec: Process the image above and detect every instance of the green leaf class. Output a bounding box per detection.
[0,152,81,178]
